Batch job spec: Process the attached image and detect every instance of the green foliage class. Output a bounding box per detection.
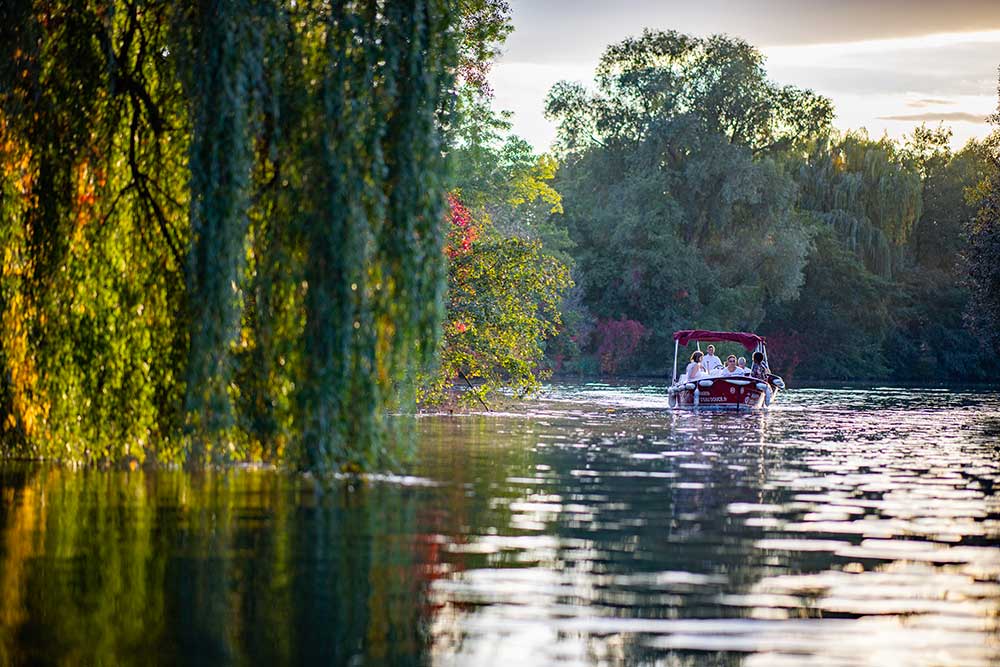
[279,0,457,472]
[433,49,575,404]
[451,95,559,208]
[762,129,1000,381]
[426,195,572,406]
[545,30,827,368]
[882,268,991,381]
[176,0,267,457]
[1,0,189,459]
[875,126,1000,380]
[965,74,1000,353]
[448,90,566,251]
[456,0,512,95]
[547,29,833,156]
[796,131,923,278]
[764,227,891,379]
[0,0,464,471]
[545,29,998,382]
[906,127,983,272]
[966,176,1000,354]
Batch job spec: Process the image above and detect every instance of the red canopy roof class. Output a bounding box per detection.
[673,329,765,352]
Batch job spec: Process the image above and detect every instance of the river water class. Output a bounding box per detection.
[0,384,998,666]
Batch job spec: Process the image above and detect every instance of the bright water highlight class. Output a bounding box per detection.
[1,384,998,665]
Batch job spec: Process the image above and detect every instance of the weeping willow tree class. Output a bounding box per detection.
[796,132,923,278]
[175,0,267,462]
[0,0,462,471]
[289,0,455,472]
[0,0,189,461]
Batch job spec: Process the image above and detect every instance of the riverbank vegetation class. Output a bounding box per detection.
[542,33,1000,383]
[0,0,483,468]
[1,3,998,469]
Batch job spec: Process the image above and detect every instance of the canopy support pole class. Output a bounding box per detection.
[672,339,679,383]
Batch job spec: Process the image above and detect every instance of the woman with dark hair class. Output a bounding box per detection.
[750,351,769,380]
[686,351,705,380]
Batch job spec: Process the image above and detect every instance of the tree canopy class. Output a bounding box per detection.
[546,30,833,156]
[0,0,470,470]
[964,73,1000,354]
[435,47,573,406]
[544,30,1000,381]
[544,31,831,365]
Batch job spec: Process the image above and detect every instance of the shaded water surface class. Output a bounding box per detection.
[1,385,998,666]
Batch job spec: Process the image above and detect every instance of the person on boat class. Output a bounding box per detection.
[702,345,722,374]
[737,357,749,374]
[750,351,769,380]
[723,355,739,375]
[686,351,705,380]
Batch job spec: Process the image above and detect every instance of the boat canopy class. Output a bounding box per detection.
[673,329,765,353]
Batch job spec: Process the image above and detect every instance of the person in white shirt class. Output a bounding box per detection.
[722,355,739,375]
[702,345,722,374]
[736,357,749,374]
[685,351,705,381]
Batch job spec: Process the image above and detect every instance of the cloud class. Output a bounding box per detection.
[502,0,1000,64]
[769,65,993,97]
[878,112,988,123]
[907,98,955,107]
[491,9,1000,151]
[765,36,1000,98]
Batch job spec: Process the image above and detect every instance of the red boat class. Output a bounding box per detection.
[667,329,785,410]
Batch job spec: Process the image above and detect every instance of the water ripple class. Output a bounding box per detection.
[418,383,1000,666]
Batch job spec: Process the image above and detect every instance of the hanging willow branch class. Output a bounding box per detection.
[178,0,270,462]
[0,0,460,470]
[298,0,457,472]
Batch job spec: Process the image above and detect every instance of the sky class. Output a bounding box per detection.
[488,0,1000,151]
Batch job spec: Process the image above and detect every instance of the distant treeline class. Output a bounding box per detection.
[529,31,1000,383]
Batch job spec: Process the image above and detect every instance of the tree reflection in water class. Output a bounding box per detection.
[1,385,999,666]
[0,466,431,665]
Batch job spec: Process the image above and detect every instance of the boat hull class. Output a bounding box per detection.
[668,376,778,410]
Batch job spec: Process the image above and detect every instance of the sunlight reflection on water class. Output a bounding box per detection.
[0,383,997,666]
[419,382,1000,667]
